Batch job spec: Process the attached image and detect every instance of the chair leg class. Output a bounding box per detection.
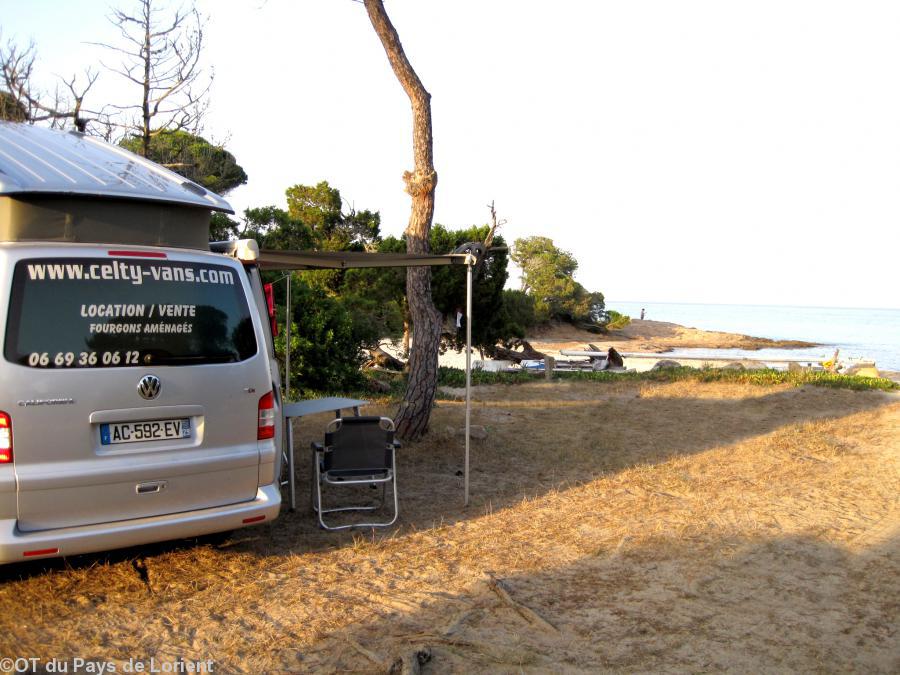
[315,455,329,530]
[316,446,399,531]
[387,446,399,526]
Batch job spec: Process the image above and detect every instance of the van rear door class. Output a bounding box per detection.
[2,249,271,531]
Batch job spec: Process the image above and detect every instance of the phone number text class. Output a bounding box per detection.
[27,351,142,368]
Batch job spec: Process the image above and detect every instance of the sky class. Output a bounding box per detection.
[3,0,899,309]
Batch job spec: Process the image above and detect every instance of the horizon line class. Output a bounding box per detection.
[606,300,900,312]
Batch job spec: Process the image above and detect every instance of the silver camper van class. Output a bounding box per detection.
[0,123,282,563]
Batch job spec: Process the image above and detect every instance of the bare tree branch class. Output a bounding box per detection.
[485,200,506,249]
[98,0,212,155]
[0,34,106,132]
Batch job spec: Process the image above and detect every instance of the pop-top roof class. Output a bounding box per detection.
[0,122,233,213]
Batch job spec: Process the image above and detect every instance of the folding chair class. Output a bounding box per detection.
[311,416,400,530]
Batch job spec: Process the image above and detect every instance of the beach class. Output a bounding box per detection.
[429,319,900,383]
[531,318,819,352]
[435,319,818,371]
[608,302,900,371]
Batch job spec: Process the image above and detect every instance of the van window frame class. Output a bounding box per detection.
[4,256,260,369]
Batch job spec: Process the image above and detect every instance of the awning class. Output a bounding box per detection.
[257,249,470,270]
[253,242,485,508]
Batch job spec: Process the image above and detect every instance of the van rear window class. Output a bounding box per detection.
[4,258,258,368]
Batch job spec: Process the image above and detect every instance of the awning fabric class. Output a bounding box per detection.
[257,249,469,270]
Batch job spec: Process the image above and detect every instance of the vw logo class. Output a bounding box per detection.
[137,375,161,400]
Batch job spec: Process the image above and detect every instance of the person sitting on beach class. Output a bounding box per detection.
[607,347,624,368]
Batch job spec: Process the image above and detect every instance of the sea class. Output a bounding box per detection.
[606,301,900,372]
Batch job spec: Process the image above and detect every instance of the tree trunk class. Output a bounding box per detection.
[364,0,440,441]
[141,0,152,158]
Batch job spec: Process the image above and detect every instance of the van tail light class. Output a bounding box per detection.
[0,412,11,463]
[264,283,278,337]
[258,392,276,440]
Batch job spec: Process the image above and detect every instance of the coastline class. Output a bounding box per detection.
[520,319,823,373]
[432,319,899,377]
[528,319,819,353]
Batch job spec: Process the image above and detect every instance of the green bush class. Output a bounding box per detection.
[605,310,631,330]
[276,278,366,395]
[433,365,898,393]
[437,365,534,388]
[500,289,537,338]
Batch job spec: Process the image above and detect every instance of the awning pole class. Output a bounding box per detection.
[465,257,473,506]
[283,273,294,510]
[285,273,292,400]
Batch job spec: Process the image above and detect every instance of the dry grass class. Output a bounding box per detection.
[1,381,898,673]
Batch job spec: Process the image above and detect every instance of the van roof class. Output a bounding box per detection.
[0,122,233,213]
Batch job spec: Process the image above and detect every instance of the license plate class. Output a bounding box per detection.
[100,418,192,445]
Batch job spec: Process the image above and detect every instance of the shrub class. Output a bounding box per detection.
[604,310,631,330]
[433,365,898,393]
[276,278,366,395]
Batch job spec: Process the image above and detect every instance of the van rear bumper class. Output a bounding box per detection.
[0,483,281,564]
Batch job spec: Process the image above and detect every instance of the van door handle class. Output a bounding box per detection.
[136,480,168,495]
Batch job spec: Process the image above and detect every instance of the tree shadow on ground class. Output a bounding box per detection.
[0,385,893,579]
[0,384,896,671]
[278,385,893,537]
[291,529,900,673]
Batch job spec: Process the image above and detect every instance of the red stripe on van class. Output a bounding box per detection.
[242,515,266,524]
[23,548,59,557]
[107,250,168,258]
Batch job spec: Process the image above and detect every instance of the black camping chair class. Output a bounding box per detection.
[311,416,400,530]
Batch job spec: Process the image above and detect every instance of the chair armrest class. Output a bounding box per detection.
[392,440,402,449]
[311,442,324,451]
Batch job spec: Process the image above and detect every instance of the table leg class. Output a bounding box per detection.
[287,418,296,511]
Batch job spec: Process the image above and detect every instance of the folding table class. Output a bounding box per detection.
[282,397,368,511]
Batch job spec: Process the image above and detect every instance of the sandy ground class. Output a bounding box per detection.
[1,380,898,672]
